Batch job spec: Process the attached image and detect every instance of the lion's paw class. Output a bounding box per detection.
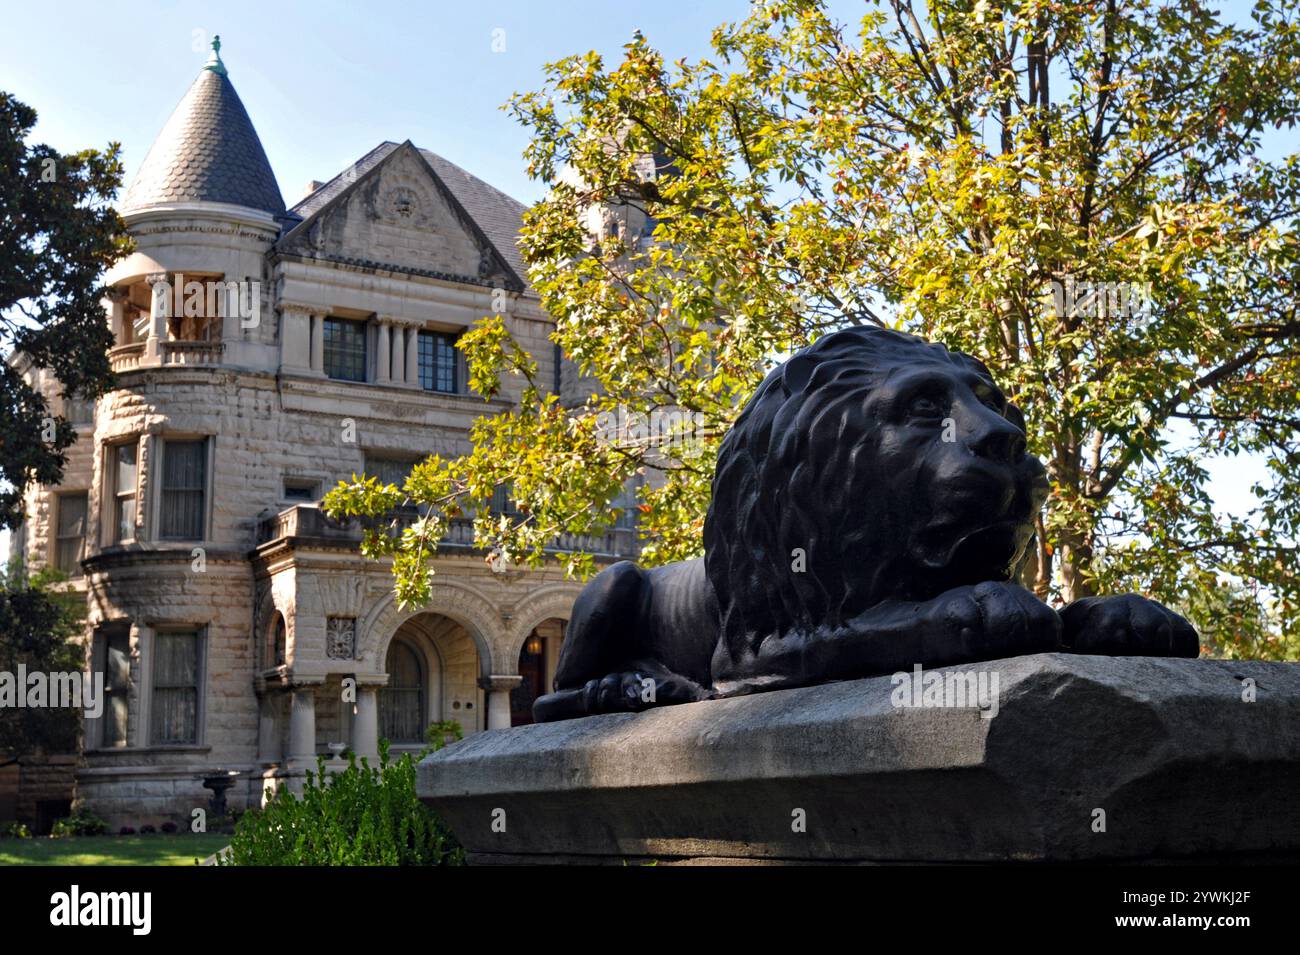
[579,667,710,714]
[1060,594,1199,658]
[926,581,1062,660]
[580,672,650,714]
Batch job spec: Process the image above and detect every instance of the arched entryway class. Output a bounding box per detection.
[379,612,486,747]
[510,618,567,726]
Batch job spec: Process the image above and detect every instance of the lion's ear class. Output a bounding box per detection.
[781,354,816,397]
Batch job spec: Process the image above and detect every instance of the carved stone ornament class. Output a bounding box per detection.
[326,616,356,660]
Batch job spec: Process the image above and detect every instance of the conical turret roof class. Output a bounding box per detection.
[121,36,284,216]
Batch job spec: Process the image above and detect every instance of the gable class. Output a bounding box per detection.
[277,143,519,289]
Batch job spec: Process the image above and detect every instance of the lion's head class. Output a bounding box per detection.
[704,326,1048,666]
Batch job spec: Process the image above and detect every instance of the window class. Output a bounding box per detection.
[270,614,287,669]
[490,483,520,518]
[417,331,459,393]
[151,629,201,745]
[92,624,131,748]
[159,439,207,540]
[64,396,94,427]
[380,640,424,743]
[282,479,318,502]
[112,443,138,543]
[364,455,416,489]
[54,492,88,577]
[324,317,367,382]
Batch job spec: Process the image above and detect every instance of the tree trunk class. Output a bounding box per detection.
[1057,530,1095,604]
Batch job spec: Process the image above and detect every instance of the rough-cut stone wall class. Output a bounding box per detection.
[15,368,96,573]
[3,756,78,834]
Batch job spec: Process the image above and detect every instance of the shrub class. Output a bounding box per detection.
[160,821,178,834]
[119,826,136,836]
[219,737,463,866]
[50,806,108,838]
[1,821,31,839]
[139,824,157,835]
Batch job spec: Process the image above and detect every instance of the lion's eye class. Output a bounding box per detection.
[909,396,943,416]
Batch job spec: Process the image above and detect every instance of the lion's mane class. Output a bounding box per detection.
[703,326,1003,664]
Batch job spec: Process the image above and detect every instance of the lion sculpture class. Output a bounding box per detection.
[533,326,1198,722]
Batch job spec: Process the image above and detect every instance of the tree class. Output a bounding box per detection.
[325,0,1300,658]
[0,561,86,756]
[0,91,131,529]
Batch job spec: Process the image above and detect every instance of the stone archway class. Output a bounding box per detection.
[360,580,501,678]
[503,585,580,726]
[382,611,486,739]
[502,585,579,665]
[510,617,568,726]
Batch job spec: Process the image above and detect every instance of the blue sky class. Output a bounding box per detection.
[0,0,1273,561]
[1,0,767,210]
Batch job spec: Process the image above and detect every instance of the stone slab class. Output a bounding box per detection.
[417,653,1300,864]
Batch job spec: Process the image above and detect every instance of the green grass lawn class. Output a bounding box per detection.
[0,833,231,866]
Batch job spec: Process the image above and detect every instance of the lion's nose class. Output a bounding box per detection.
[971,414,1026,463]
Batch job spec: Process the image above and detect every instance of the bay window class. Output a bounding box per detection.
[159,439,208,540]
[150,628,202,745]
[112,443,138,543]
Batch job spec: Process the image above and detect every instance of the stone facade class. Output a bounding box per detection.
[9,49,630,828]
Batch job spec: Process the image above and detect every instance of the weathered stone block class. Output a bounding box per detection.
[417,653,1300,864]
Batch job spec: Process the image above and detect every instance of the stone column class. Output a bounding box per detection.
[390,323,406,385]
[480,675,523,730]
[351,684,380,763]
[134,432,157,541]
[310,314,325,375]
[221,277,242,345]
[405,326,420,388]
[106,287,127,345]
[376,321,390,383]
[256,691,283,764]
[144,272,170,363]
[288,685,317,766]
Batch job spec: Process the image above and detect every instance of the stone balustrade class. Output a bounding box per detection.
[257,502,639,559]
[109,340,226,370]
[162,340,226,365]
[108,342,146,372]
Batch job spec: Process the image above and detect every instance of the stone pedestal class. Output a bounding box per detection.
[417,653,1300,864]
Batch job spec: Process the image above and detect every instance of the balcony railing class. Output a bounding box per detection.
[257,503,639,560]
[108,340,226,372]
[162,340,224,365]
[109,342,146,372]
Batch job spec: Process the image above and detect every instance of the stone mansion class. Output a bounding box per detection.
[9,41,636,827]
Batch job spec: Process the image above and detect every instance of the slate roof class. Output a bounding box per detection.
[121,66,285,216]
[284,141,531,290]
